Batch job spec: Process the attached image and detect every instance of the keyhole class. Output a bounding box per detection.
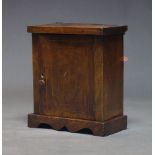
[41,73,44,79]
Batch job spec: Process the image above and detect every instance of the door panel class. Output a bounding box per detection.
[37,34,95,120]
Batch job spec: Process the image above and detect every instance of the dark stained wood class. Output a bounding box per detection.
[37,34,95,120]
[94,37,104,121]
[102,35,124,120]
[28,23,128,136]
[28,113,127,136]
[27,23,127,36]
[32,34,40,114]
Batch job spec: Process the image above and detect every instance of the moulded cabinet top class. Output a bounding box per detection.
[27,23,128,36]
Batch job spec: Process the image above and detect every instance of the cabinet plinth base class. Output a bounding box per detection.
[28,114,127,136]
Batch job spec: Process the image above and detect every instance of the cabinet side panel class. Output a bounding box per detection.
[103,35,124,120]
[32,34,41,114]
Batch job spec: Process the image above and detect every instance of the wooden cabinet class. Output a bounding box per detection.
[27,23,128,136]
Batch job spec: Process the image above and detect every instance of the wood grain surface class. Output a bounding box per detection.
[27,23,127,35]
